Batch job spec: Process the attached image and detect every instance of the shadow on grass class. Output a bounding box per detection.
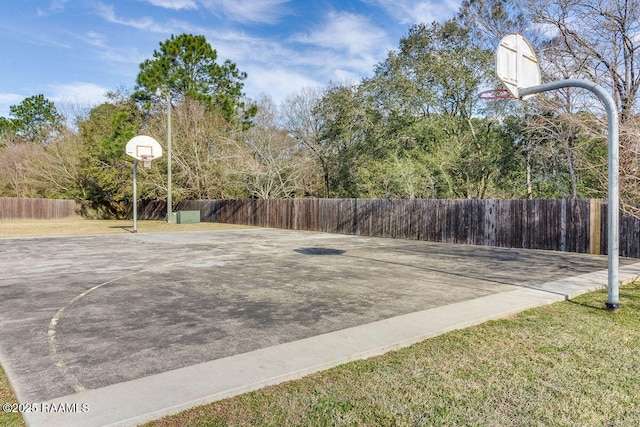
[566,299,609,311]
[108,226,136,233]
[567,284,640,312]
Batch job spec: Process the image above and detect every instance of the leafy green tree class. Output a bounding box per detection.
[356,149,436,199]
[76,100,144,218]
[135,33,256,126]
[0,116,12,132]
[0,117,14,148]
[457,0,529,49]
[7,94,64,144]
[364,21,492,121]
[315,83,375,197]
[344,20,523,199]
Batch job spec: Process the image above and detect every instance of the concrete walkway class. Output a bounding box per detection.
[1,229,638,427]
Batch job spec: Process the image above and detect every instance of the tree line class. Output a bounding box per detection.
[1,0,639,218]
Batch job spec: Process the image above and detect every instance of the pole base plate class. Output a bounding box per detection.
[605,302,621,312]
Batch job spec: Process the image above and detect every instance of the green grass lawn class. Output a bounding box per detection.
[0,364,24,427]
[3,283,640,427]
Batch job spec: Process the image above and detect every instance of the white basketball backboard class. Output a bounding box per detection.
[125,135,163,162]
[496,33,541,100]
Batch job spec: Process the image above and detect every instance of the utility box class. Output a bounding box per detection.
[176,210,200,224]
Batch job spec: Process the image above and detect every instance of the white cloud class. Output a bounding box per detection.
[289,11,391,75]
[47,83,111,123]
[292,12,389,55]
[81,31,146,67]
[199,0,291,24]
[93,3,215,36]
[93,2,161,31]
[204,11,393,102]
[144,0,198,10]
[37,0,69,16]
[242,66,321,104]
[0,86,108,120]
[49,82,109,107]
[367,0,460,25]
[200,30,286,64]
[201,24,377,100]
[7,24,73,49]
[0,93,24,118]
[86,2,393,106]
[95,0,291,31]
[85,31,107,48]
[0,93,24,105]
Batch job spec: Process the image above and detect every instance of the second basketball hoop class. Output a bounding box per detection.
[126,135,163,166]
[125,135,163,233]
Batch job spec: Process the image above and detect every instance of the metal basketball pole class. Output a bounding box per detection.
[520,79,620,311]
[133,159,139,233]
[167,92,173,223]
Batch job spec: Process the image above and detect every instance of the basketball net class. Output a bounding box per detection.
[140,155,154,168]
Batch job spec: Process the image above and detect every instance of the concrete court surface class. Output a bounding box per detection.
[1,228,639,427]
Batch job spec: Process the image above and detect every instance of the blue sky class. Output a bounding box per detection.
[0,0,460,119]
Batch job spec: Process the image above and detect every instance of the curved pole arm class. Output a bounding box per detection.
[520,79,620,310]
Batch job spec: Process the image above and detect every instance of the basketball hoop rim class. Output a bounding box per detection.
[139,154,155,168]
[477,88,514,100]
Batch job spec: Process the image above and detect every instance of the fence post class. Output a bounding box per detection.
[590,199,601,255]
[560,199,567,251]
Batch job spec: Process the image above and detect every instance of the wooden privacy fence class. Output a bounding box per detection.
[139,198,640,258]
[0,197,78,220]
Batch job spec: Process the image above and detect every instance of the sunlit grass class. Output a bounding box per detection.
[0,364,25,427]
[0,218,254,238]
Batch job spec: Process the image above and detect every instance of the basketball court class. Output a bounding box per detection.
[2,228,640,426]
[0,31,634,425]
